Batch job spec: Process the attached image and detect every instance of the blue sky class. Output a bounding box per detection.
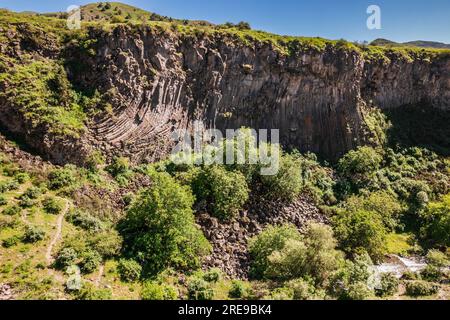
[1,0,449,43]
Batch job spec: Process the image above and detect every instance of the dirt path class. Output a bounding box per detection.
[45,200,70,265]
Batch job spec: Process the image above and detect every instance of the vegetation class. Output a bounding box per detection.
[119,171,211,276]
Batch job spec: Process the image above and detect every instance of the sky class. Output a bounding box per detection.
[1,0,449,43]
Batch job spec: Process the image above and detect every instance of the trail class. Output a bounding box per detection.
[45,200,70,265]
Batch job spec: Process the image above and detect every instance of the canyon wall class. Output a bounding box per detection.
[2,24,450,164]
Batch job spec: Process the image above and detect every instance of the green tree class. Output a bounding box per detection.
[119,171,211,276]
[333,209,387,262]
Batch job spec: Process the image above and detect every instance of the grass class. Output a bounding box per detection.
[385,233,416,256]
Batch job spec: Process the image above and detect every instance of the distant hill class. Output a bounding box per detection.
[42,2,214,26]
[371,38,450,49]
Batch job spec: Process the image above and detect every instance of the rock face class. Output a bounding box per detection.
[69,25,450,164]
[1,24,449,164]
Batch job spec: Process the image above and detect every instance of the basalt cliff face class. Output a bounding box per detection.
[1,24,450,165]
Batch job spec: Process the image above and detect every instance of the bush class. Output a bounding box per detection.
[0,195,6,206]
[248,224,301,279]
[267,287,294,300]
[332,209,387,262]
[106,158,130,178]
[426,250,449,268]
[405,281,439,297]
[187,278,214,300]
[75,282,112,300]
[23,225,46,243]
[118,259,142,282]
[346,282,373,300]
[14,172,29,184]
[2,235,20,248]
[87,231,122,258]
[327,253,375,299]
[343,191,403,231]
[19,186,42,200]
[119,171,211,276]
[420,265,444,282]
[337,146,383,193]
[42,197,64,215]
[286,278,324,300]
[66,209,104,232]
[48,167,76,190]
[376,273,399,297]
[79,250,102,274]
[193,166,249,220]
[261,153,303,201]
[141,281,178,300]
[203,268,221,283]
[265,223,343,284]
[2,205,21,216]
[420,194,450,247]
[229,280,247,299]
[55,248,78,269]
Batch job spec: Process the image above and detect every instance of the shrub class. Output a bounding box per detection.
[2,205,21,216]
[55,248,78,269]
[337,146,383,192]
[42,197,64,215]
[23,225,46,243]
[108,157,129,176]
[0,215,19,230]
[193,166,249,220]
[332,209,387,262]
[0,195,6,206]
[401,271,420,281]
[346,282,373,300]
[79,250,102,274]
[187,278,214,300]
[265,223,342,284]
[66,209,104,232]
[2,235,20,248]
[267,287,294,300]
[118,259,142,282]
[88,230,122,258]
[376,273,399,297]
[405,281,439,297]
[343,191,403,231]
[426,250,449,268]
[248,224,301,279]
[420,194,450,247]
[327,253,375,299]
[420,265,444,282]
[48,167,76,190]
[20,186,42,200]
[75,282,112,300]
[141,281,178,300]
[229,280,247,299]
[119,171,211,276]
[14,172,29,184]
[19,197,35,208]
[203,268,222,283]
[260,153,303,201]
[286,278,324,300]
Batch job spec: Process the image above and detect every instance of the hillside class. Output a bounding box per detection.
[371,38,450,49]
[0,3,449,301]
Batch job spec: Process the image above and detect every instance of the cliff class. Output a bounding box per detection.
[1,12,449,165]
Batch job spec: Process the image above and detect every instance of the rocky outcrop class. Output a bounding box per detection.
[1,24,449,165]
[198,195,327,279]
[66,25,449,164]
